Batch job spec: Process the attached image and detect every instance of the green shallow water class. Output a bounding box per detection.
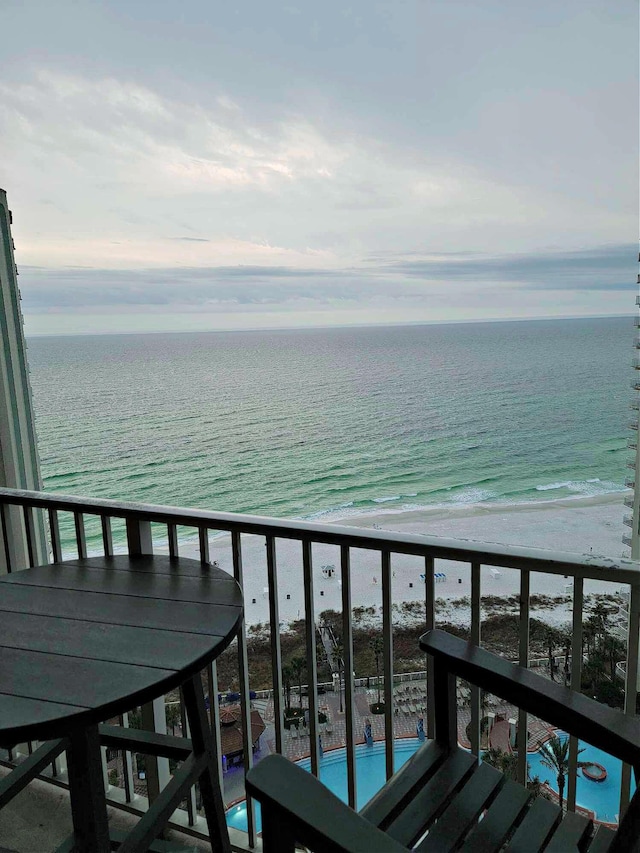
[26,317,632,552]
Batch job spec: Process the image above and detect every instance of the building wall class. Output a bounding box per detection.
[0,189,46,572]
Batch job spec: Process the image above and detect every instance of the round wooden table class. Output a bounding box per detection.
[0,554,244,852]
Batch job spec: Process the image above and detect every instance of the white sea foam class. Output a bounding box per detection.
[448,487,497,504]
[536,481,573,492]
[373,495,402,503]
[535,479,625,496]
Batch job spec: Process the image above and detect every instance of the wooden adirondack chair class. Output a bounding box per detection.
[247,629,640,852]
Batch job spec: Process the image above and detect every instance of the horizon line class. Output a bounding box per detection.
[24,312,633,339]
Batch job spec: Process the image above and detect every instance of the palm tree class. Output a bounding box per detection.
[165,702,181,736]
[282,663,294,713]
[582,621,596,658]
[539,734,587,813]
[369,636,384,704]
[603,634,625,680]
[482,747,519,781]
[562,634,572,686]
[546,628,558,681]
[290,656,306,708]
[591,602,610,645]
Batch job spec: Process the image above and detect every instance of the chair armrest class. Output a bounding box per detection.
[420,629,640,770]
[246,754,406,853]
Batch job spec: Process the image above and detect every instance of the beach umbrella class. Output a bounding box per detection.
[220,706,240,726]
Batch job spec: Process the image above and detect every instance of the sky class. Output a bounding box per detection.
[1,0,637,336]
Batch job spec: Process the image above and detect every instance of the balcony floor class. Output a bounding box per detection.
[0,767,210,853]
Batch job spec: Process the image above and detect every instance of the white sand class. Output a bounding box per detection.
[168,493,637,628]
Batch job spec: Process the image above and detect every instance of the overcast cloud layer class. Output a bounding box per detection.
[1,1,637,335]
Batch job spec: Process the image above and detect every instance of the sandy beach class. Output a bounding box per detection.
[167,493,634,628]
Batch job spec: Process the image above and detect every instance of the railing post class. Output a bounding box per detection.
[567,576,583,812]
[198,526,210,564]
[232,531,257,848]
[178,690,198,825]
[424,556,436,739]
[207,661,225,797]
[139,698,171,805]
[266,536,284,754]
[100,515,113,557]
[73,512,87,559]
[119,712,135,803]
[433,657,457,750]
[167,523,178,558]
[23,505,38,567]
[517,570,531,786]
[48,508,62,563]
[469,562,481,759]
[381,550,394,781]
[340,544,357,810]
[302,539,320,778]
[125,518,169,806]
[621,582,640,817]
[126,517,153,556]
[0,503,26,574]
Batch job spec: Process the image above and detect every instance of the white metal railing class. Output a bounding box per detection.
[0,486,639,849]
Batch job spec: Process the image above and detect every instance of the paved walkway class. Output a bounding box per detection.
[264,684,431,763]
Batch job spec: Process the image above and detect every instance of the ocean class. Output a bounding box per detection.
[26,316,633,552]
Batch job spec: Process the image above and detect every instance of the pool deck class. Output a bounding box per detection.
[263,683,556,762]
[222,669,625,829]
[221,669,563,807]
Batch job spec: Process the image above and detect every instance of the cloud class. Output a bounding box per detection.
[4,66,634,276]
[0,70,348,194]
[18,243,636,319]
[18,265,386,311]
[167,237,211,243]
[373,244,637,290]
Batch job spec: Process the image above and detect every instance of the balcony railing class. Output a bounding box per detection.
[1,486,640,849]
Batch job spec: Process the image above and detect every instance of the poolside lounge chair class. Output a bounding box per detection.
[247,629,640,852]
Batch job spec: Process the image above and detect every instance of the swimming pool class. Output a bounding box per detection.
[226,734,634,832]
[226,739,421,833]
[528,732,635,824]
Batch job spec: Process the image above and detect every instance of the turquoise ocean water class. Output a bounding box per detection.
[26,317,633,552]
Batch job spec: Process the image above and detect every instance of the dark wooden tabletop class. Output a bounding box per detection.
[0,555,243,744]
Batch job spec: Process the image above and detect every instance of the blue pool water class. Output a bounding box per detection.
[226,739,421,833]
[528,732,635,824]
[227,735,635,832]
